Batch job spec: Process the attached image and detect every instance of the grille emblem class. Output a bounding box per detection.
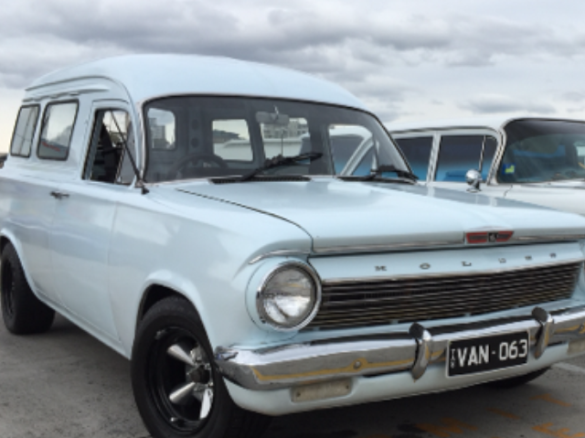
[466,231,513,244]
[420,263,431,270]
[462,261,472,267]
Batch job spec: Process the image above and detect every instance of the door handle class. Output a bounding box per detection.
[50,191,70,200]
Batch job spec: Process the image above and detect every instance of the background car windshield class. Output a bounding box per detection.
[143,97,407,182]
[499,120,585,183]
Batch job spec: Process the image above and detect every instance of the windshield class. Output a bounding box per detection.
[499,119,585,183]
[143,96,408,183]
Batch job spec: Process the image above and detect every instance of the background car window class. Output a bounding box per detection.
[213,120,252,161]
[10,106,39,157]
[148,109,176,150]
[84,110,133,184]
[435,135,497,182]
[261,117,308,159]
[38,102,78,160]
[352,148,375,176]
[480,136,498,180]
[327,125,371,173]
[394,136,433,180]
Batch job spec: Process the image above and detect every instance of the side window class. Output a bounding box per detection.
[260,117,308,159]
[10,105,40,157]
[84,110,134,184]
[213,119,252,161]
[38,102,78,160]
[435,135,497,182]
[394,136,433,180]
[148,108,176,150]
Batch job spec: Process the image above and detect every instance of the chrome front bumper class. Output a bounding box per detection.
[215,306,585,391]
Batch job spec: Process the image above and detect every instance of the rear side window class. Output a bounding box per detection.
[395,136,433,180]
[435,135,497,182]
[38,102,78,160]
[10,105,40,157]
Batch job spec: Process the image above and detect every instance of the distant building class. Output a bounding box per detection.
[263,120,308,139]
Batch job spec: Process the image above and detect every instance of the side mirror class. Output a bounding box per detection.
[466,169,481,192]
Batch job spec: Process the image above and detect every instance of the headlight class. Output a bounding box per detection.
[256,263,321,331]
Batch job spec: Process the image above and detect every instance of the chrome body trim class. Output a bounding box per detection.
[214,305,585,390]
[511,235,585,244]
[320,258,585,285]
[248,238,585,264]
[533,307,554,359]
[254,261,323,332]
[248,250,312,265]
[410,323,432,380]
[311,240,465,255]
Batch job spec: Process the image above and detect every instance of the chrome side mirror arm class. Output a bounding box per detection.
[466,169,482,192]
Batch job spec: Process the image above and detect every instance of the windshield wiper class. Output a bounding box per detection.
[237,152,323,182]
[340,165,418,183]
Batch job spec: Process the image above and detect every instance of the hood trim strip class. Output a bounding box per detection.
[248,235,585,264]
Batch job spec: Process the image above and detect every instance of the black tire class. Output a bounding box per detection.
[131,296,270,438]
[0,243,55,334]
[486,367,549,388]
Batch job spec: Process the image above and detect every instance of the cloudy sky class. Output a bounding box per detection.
[2,0,585,151]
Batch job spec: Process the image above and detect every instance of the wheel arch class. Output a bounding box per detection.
[136,284,198,332]
[0,230,37,296]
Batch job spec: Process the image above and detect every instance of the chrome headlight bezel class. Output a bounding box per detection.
[256,261,322,332]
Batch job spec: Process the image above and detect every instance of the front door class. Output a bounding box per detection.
[48,101,136,342]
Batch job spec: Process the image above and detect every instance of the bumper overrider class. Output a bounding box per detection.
[215,306,585,391]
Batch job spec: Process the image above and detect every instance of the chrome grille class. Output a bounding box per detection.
[309,261,582,329]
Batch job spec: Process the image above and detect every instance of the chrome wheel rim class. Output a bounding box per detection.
[148,327,214,433]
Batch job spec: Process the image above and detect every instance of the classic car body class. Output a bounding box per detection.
[388,117,585,215]
[3,56,585,438]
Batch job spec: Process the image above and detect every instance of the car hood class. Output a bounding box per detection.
[174,178,585,252]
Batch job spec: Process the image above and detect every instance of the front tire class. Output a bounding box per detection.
[0,243,55,334]
[131,296,270,438]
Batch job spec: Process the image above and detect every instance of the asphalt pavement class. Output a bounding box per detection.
[1,314,584,438]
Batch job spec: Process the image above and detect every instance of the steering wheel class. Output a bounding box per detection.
[166,153,228,180]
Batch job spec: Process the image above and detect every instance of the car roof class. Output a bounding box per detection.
[25,54,368,111]
[386,116,585,134]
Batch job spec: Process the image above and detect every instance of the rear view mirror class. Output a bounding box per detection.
[256,111,290,126]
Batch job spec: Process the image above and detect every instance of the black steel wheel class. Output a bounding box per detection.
[0,243,55,334]
[148,326,215,434]
[132,296,270,438]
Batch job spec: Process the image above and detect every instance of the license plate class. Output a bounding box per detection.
[447,332,529,377]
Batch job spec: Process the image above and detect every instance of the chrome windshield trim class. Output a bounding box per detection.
[320,258,584,285]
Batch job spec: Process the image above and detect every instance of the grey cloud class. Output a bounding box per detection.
[461,94,556,114]
[3,0,584,91]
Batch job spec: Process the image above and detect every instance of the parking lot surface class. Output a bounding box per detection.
[1,314,584,438]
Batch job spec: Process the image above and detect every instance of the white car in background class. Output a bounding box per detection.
[387,117,585,215]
